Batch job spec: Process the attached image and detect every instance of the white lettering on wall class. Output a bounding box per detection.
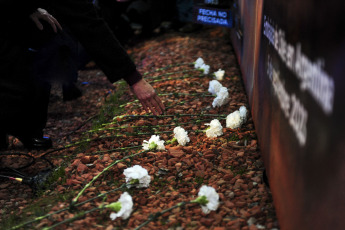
[268,55,308,146]
[289,94,308,145]
[263,15,335,115]
[197,15,229,25]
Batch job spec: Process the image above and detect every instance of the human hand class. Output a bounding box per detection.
[130,79,165,115]
[30,8,62,33]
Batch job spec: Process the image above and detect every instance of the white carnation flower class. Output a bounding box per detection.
[208,80,223,95]
[142,135,165,150]
[226,110,242,129]
[194,57,205,69]
[173,126,190,146]
[205,119,223,138]
[214,69,225,81]
[123,165,151,188]
[200,63,210,74]
[239,105,248,123]
[196,185,219,214]
[109,192,133,220]
[212,87,230,108]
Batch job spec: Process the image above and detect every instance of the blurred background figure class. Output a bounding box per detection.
[175,0,202,33]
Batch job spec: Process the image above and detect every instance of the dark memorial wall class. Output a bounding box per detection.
[230,0,345,229]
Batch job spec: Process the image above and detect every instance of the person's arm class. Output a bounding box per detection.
[48,0,137,84]
[49,0,165,114]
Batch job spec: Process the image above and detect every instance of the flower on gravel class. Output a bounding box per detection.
[212,87,230,108]
[173,126,190,146]
[214,69,225,81]
[208,80,223,95]
[205,119,223,138]
[142,135,165,150]
[200,63,210,74]
[226,110,242,129]
[194,57,205,69]
[226,106,248,129]
[239,105,248,123]
[108,192,133,220]
[123,165,151,188]
[192,185,219,214]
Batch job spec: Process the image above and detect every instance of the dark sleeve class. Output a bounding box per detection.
[49,0,142,85]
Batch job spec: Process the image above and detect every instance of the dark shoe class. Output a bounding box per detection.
[0,133,8,150]
[16,135,53,150]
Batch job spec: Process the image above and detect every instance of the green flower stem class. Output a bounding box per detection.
[10,184,126,230]
[159,93,213,97]
[64,131,171,150]
[113,114,226,121]
[46,146,142,159]
[143,62,193,76]
[150,74,204,83]
[112,114,227,126]
[42,206,100,230]
[71,151,146,205]
[90,121,210,134]
[145,69,201,80]
[191,195,208,205]
[105,202,121,212]
[119,93,212,109]
[134,201,194,230]
[87,145,141,155]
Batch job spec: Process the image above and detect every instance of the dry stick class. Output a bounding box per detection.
[71,150,147,206]
[10,184,126,230]
[134,201,194,230]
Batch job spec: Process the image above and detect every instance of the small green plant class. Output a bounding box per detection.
[230,166,247,176]
[228,133,240,141]
[194,176,204,186]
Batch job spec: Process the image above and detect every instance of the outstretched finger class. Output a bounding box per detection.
[154,94,165,113]
[149,97,164,115]
[149,98,163,115]
[50,15,62,31]
[45,16,58,33]
[139,99,150,114]
[31,16,44,30]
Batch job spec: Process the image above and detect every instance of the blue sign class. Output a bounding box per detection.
[193,6,232,28]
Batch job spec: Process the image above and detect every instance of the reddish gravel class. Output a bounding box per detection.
[0,26,279,230]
